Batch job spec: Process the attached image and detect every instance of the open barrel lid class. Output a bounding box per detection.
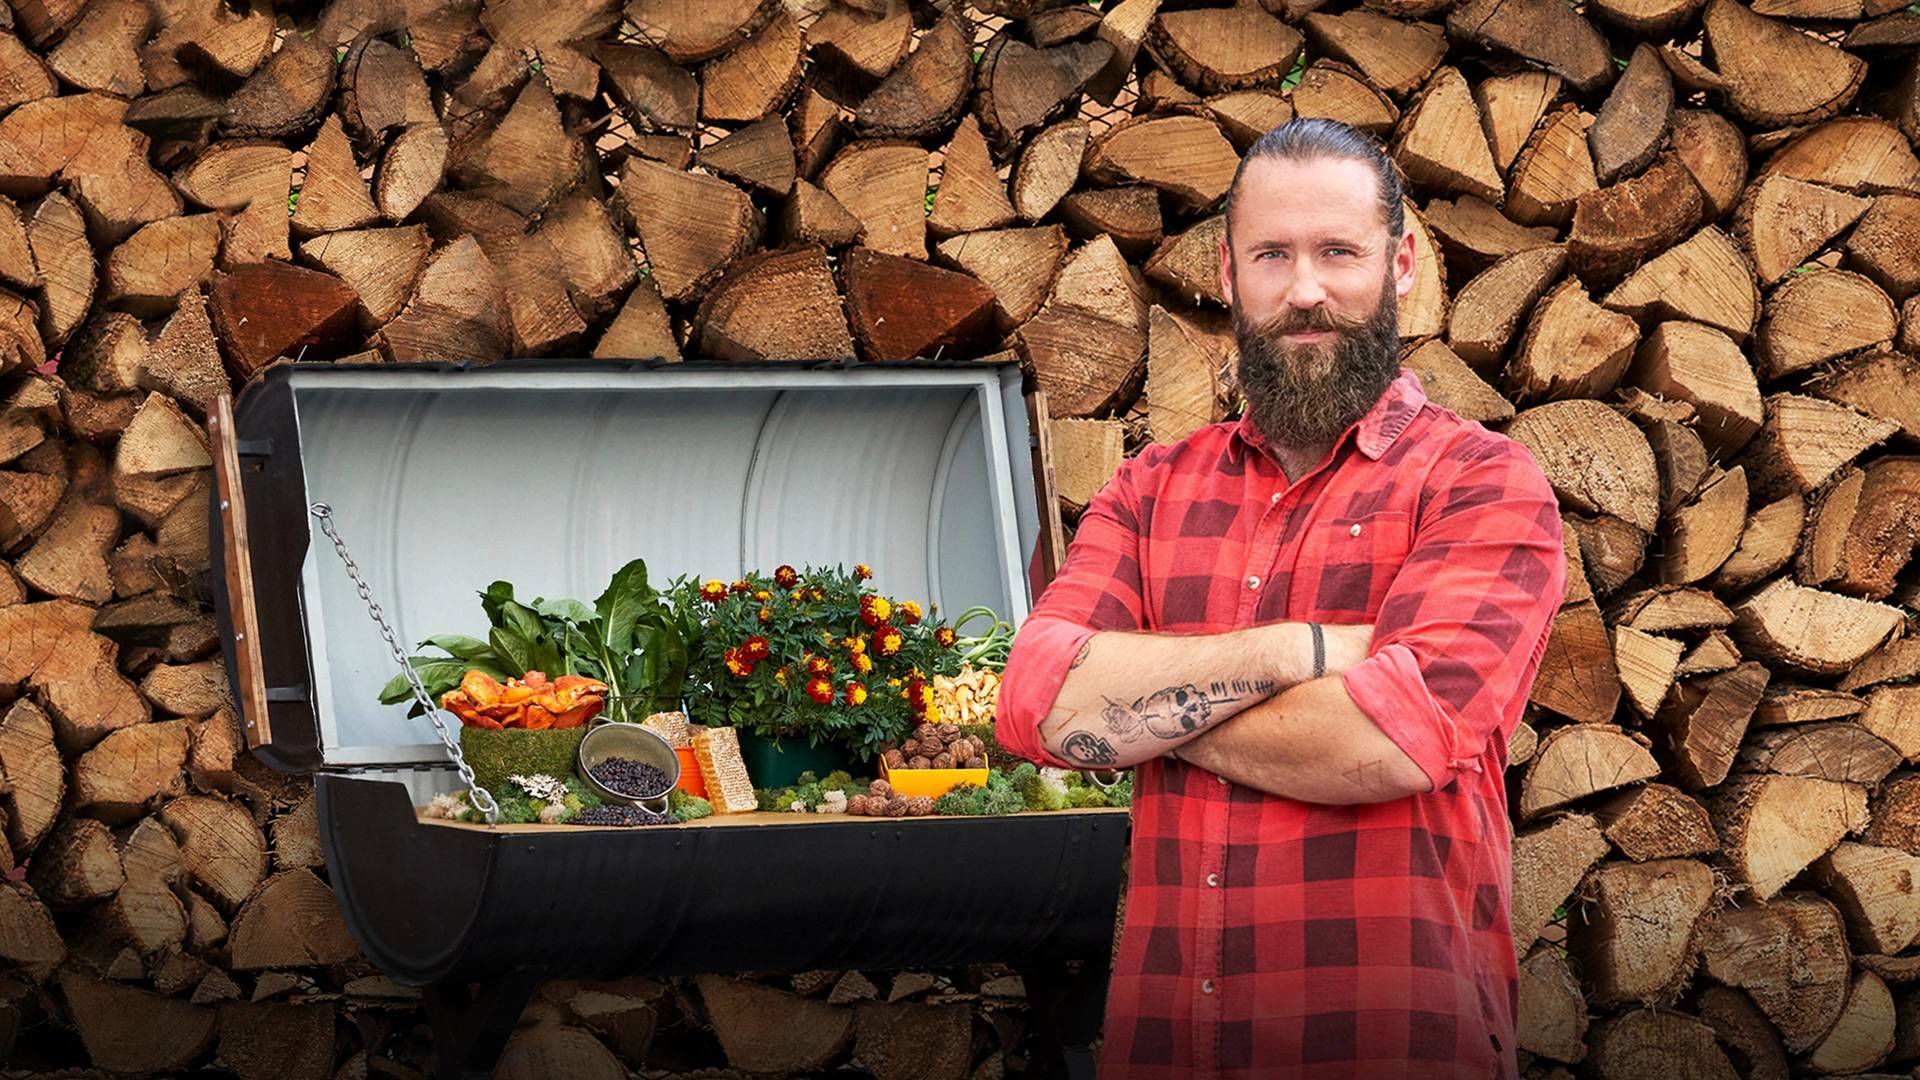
[211,359,1042,773]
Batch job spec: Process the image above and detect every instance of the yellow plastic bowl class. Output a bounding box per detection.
[878,757,990,799]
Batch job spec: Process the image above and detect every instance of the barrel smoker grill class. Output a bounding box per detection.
[208,359,1129,1078]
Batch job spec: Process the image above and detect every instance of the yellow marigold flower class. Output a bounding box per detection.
[700,580,728,603]
[899,600,923,624]
[855,563,873,580]
[888,678,902,688]
[854,652,874,674]
[846,682,869,706]
[791,589,806,601]
[846,635,867,654]
[775,668,789,685]
[877,627,904,656]
[758,607,772,623]
[754,590,771,602]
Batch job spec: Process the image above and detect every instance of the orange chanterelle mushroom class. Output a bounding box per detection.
[439,670,609,730]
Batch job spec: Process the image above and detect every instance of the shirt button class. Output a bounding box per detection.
[1246,575,1261,590]
[1217,774,1230,786]
[1349,523,1363,537]
[1206,873,1220,887]
[1201,979,1216,994]
[1270,492,1282,505]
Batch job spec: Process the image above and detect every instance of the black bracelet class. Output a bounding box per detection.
[1310,622,1325,679]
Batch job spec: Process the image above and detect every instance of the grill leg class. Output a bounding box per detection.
[425,970,543,1080]
[1015,957,1109,1080]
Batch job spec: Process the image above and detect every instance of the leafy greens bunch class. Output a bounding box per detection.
[378,559,688,723]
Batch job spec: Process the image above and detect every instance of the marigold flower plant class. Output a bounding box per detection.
[671,564,961,760]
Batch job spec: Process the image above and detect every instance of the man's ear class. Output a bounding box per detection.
[1218,233,1236,308]
[1393,226,1417,297]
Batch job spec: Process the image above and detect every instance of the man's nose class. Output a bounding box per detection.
[1287,261,1328,308]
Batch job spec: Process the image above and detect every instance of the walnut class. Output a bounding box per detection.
[885,797,909,818]
[937,723,960,740]
[966,735,986,757]
[902,739,921,757]
[870,779,893,799]
[904,796,935,816]
[914,723,939,745]
[920,737,946,758]
[932,752,954,769]
[908,755,933,770]
[884,748,907,769]
[959,755,982,770]
[847,795,870,815]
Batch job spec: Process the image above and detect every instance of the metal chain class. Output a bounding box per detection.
[309,502,500,822]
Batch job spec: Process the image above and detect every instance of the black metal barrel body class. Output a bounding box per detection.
[318,775,1128,986]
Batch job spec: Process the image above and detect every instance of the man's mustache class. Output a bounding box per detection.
[1241,303,1371,339]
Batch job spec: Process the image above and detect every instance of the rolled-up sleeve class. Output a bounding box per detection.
[1340,439,1566,790]
[996,461,1148,767]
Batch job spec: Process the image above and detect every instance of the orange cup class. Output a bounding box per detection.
[674,746,706,798]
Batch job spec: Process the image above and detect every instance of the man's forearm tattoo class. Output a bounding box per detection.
[1070,641,1092,669]
[1102,679,1279,740]
[1345,759,1386,793]
[1062,731,1118,766]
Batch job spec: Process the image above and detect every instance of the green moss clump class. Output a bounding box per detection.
[459,726,587,796]
[1066,784,1108,809]
[1017,768,1069,812]
[669,788,712,821]
[959,723,1016,769]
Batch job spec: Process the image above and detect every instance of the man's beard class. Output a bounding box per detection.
[1233,270,1402,451]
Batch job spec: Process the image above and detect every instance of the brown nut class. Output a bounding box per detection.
[932,752,955,769]
[885,798,909,818]
[870,779,893,799]
[847,795,869,815]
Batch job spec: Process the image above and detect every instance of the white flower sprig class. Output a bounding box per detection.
[508,773,568,802]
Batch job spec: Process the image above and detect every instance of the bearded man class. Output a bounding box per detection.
[996,118,1566,1079]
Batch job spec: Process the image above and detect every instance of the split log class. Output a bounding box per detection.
[778,181,865,249]
[852,1000,972,1080]
[1510,278,1640,402]
[1757,117,1920,196]
[1661,466,1747,584]
[228,870,357,970]
[58,970,214,1073]
[143,288,228,419]
[597,42,697,132]
[1475,71,1561,173]
[1532,600,1624,722]
[851,10,970,139]
[1595,783,1719,861]
[1511,814,1610,955]
[1516,946,1588,1063]
[696,976,853,1074]
[1083,115,1238,215]
[1446,243,1566,373]
[1590,46,1674,186]
[1712,492,1805,592]
[818,141,925,261]
[221,33,334,140]
[1703,0,1866,127]
[1571,857,1717,1007]
[928,117,1015,238]
[1205,90,1294,151]
[1446,0,1615,93]
[269,791,323,871]
[1798,458,1920,600]
[1588,1009,1738,1080]
[1757,270,1896,381]
[1603,227,1760,344]
[702,117,796,198]
[176,142,292,267]
[1506,107,1597,228]
[1049,419,1125,516]
[291,115,378,237]
[214,1001,337,1080]
[1813,842,1920,955]
[1669,109,1749,223]
[1697,987,1791,1080]
[1631,328,1760,461]
[1421,196,1555,281]
[1520,724,1660,821]
[494,1024,627,1080]
[0,699,63,855]
[30,818,121,919]
[27,191,93,348]
[1806,969,1895,1074]
[841,247,996,362]
[0,880,64,981]
[1017,238,1149,419]
[1809,351,1920,444]
[935,225,1067,329]
[974,35,1111,148]
[1737,394,1899,504]
[1730,577,1902,678]
[159,794,267,912]
[698,11,803,124]
[1861,686,1920,763]
[207,261,360,377]
[618,157,761,301]
[805,1,911,84]
[1010,120,1088,223]
[374,122,448,223]
[71,717,191,822]
[1740,723,1901,784]
[1148,4,1301,94]
[1734,174,1871,287]
[1567,157,1704,288]
[1507,400,1660,533]
[1392,67,1502,204]
[694,246,854,362]
[1653,661,1769,789]
[299,226,433,329]
[1144,306,1222,445]
[1698,894,1853,1052]
[1847,195,1920,301]
[1711,774,1867,899]
[104,215,220,318]
[1059,187,1161,259]
[1401,339,1513,424]
[0,600,150,751]
[1142,215,1224,307]
[1843,638,1920,693]
[1290,60,1399,136]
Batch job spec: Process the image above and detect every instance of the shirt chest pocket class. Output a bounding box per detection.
[1289,509,1414,621]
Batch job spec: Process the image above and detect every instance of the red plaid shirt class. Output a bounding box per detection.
[997,369,1564,1079]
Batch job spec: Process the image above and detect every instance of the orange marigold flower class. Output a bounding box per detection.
[775,667,790,686]
[859,595,891,627]
[810,587,825,601]
[754,589,771,602]
[877,626,904,656]
[935,626,957,648]
[729,580,751,594]
[700,580,728,603]
[758,607,772,624]
[844,635,866,654]
[742,636,770,661]
[855,563,873,580]
[724,648,754,678]
[853,652,874,674]
[805,676,835,704]
[898,600,923,625]
[845,681,869,706]
[790,589,806,602]
[774,565,799,588]
[806,654,833,676]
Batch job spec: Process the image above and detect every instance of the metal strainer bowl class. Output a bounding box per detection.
[577,721,679,813]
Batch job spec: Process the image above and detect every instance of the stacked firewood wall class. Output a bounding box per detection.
[1,0,1918,1074]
